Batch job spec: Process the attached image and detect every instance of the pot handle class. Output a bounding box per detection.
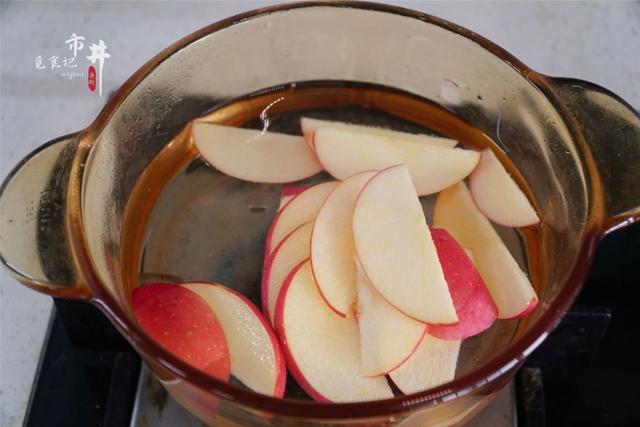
[0,133,90,299]
[549,78,640,234]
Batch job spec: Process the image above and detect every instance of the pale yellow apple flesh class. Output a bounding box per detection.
[262,221,313,325]
[278,185,307,210]
[469,148,539,227]
[356,262,427,377]
[433,182,538,319]
[192,122,322,184]
[300,117,457,150]
[353,165,457,324]
[389,334,461,395]
[265,181,338,256]
[182,282,285,397]
[275,260,393,402]
[313,126,479,196]
[310,171,377,316]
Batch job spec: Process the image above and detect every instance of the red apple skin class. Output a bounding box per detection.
[428,229,499,340]
[501,297,539,320]
[281,185,307,199]
[264,203,287,260]
[131,283,230,380]
[265,186,307,318]
[273,260,331,403]
[264,186,309,259]
[261,221,310,322]
[186,282,286,397]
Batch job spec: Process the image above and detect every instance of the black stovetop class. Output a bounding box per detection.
[24,222,640,427]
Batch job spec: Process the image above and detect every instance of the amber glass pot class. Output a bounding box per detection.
[1,2,639,426]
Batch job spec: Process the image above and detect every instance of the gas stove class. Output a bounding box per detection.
[22,223,639,426]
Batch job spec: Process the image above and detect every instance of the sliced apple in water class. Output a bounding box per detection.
[469,148,539,227]
[131,283,230,380]
[428,229,498,340]
[182,282,286,397]
[356,262,427,376]
[265,181,338,256]
[300,117,457,151]
[310,171,377,316]
[278,185,307,210]
[313,126,479,195]
[274,260,393,402]
[353,165,457,324]
[262,221,313,325]
[433,182,538,319]
[389,334,461,395]
[192,122,322,184]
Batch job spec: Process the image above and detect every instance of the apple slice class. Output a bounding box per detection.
[433,182,538,319]
[192,122,322,184]
[275,260,393,402]
[265,181,338,256]
[428,229,498,340]
[300,117,457,151]
[278,185,307,210]
[182,282,286,397]
[356,262,427,376]
[389,334,461,395]
[131,283,230,380]
[469,148,539,227]
[313,126,479,195]
[262,221,313,325]
[310,171,377,316]
[353,165,457,324]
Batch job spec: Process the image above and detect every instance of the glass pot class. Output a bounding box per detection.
[1,2,639,426]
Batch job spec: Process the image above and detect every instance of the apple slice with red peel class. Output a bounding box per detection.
[313,126,479,196]
[262,221,313,325]
[265,181,338,257]
[182,282,286,397]
[311,171,377,316]
[389,334,461,395]
[278,185,307,210]
[469,148,539,227]
[356,262,428,376]
[192,122,322,184]
[353,165,457,324]
[275,260,393,402]
[131,283,230,380]
[503,297,538,320]
[433,182,538,319]
[300,117,457,151]
[428,229,498,340]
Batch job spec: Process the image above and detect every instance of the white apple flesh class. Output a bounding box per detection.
[192,122,322,184]
[265,181,338,257]
[356,262,427,377]
[469,148,539,227]
[389,334,461,395]
[262,221,313,325]
[310,171,377,316]
[275,260,393,402]
[300,117,457,151]
[433,182,538,319]
[182,282,286,397]
[278,185,306,210]
[353,165,457,324]
[313,126,479,196]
